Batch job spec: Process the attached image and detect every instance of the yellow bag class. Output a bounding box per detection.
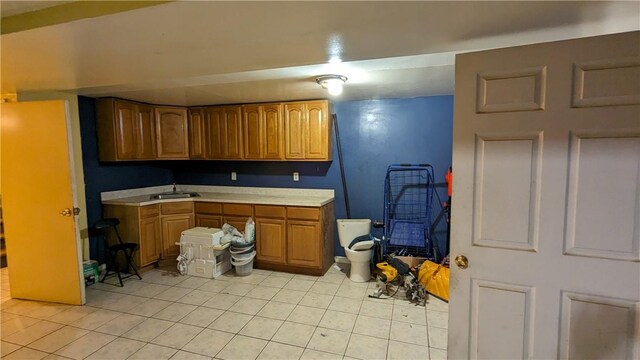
[418,260,450,302]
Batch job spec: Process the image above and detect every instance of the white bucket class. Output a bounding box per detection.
[231,251,256,276]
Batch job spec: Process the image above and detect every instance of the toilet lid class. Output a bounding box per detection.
[349,240,374,251]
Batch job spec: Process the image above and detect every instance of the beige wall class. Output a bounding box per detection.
[17,91,89,260]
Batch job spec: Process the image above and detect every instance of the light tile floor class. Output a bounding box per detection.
[0,264,448,359]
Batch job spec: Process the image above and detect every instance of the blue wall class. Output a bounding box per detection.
[173,96,454,256]
[81,95,453,260]
[79,96,174,260]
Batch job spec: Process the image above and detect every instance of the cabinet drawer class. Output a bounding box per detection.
[287,207,320,221]
[254,205,286,219]
[161,202,194,215]
[223,203,253,217]
[139,205,159,219]
[195,202,222,215]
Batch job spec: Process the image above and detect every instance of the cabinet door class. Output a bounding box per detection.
[263,104,283,159]
[155,107,189,159]
[139,216,161,266]
[161,214,194,259]
[284,103,305,159]
[206,107,225,159]
[287,220,321,268]
[305,101,329,159]
[196,214,222,228]
[256,218,286,264]
[135,104,157,159]
[114,100,137,160]
[242,105,263,159]
[189,108,206,159]
[224,106,243,159]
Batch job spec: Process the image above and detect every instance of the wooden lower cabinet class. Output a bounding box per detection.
[286,220,321,268]
[255,218,286,264]
[161,214,194,259]
[102,204,163,270]
[139,216,161,266]
[195,214,222,228]
[103,200,334,275]
[255,203,334,275]
[103,203,194,271]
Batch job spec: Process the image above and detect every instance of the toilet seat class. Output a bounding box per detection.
[349,240,374,251]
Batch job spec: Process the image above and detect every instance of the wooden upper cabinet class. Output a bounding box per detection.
[284,103,305,159]
[206,106,243,159]
[224,106,243,159]
[155,107,189,159]
[188,108,206,159]
[206,107,225,159]
[284,101,331,161]
[135,104,157,159]
[96,98,157,161]
[243,105,263,159]
[243,103,283,160]
[114,100,137,160]
[305,101,329,160]
[97,98,330,161]
[263,104,283,159]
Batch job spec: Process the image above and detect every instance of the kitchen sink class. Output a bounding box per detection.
[150,191,200,200]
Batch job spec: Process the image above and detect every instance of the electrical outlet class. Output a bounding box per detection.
[293,172,299,181]
[231,172,237,181]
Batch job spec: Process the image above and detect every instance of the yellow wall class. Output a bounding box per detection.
[17,92,90,260]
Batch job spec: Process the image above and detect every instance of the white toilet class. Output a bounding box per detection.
[337,219,375,283]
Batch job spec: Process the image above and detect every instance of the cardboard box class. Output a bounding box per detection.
[395,256,427,268]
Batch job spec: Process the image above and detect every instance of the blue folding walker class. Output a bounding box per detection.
[380,164,436,259]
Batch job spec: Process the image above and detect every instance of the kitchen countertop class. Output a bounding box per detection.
[101,185,335,207]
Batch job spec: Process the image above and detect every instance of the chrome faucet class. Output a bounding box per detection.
[172,183,177,193]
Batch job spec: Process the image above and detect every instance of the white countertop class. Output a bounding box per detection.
[101,185,335,207]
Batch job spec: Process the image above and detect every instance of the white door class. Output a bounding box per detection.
[449,31,639,359]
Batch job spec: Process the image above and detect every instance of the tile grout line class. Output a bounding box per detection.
[4,266,439,359]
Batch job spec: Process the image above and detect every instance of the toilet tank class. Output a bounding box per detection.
[336,219,371,247]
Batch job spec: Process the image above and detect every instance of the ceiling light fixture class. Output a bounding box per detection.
[316,74,347,96]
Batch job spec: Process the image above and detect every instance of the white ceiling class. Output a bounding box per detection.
[2,1,639,105]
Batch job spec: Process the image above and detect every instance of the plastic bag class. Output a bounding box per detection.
[244,218,255,243]
[418,260,450,302]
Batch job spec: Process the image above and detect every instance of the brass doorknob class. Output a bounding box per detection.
[60,208,72,217]
[454,255,469,269]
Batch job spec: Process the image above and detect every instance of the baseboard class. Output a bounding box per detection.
[334,256,350,264]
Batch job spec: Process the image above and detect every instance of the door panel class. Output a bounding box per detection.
[188,108,206,159]
[114,100,137,159]
[284,103,305,159]
[450,31,640,359]
[139,216,161,266]
[305,101,327,159]
[1,100,83,304]
[196,215,222,229]
[256,218,285,264]
[206,107,225,159]
[287,220,320,268]
[155,107,189,159]
[136,104,156,159]
[263,104,283,159]
[224,106,243,159]
[243,105,263,159]
[161,215,194,259]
